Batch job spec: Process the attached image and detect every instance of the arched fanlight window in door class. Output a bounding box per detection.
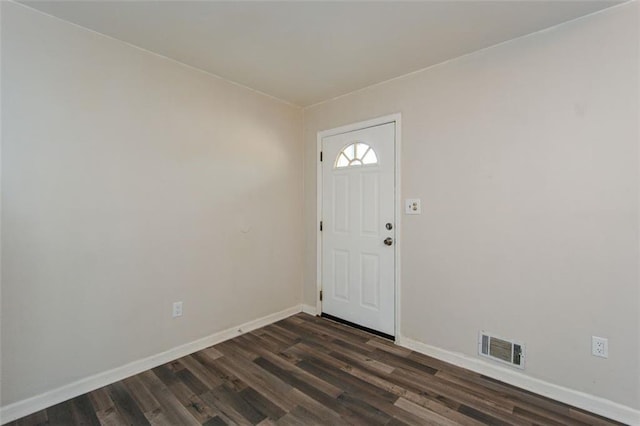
[334,142,378,168]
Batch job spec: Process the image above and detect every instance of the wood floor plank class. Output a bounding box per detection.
[201,416,228,426]
[191,351,248,392]
[296,358,398,412]
[391,367,526,425]
[370,347,438,376]
[166,360,185,374]
[199,387,254,426]
[308,316,384,345]
[285,342,351,372]
[408,349,484,376]
[279,403,330,425]
[248,331,293,354]
[176,367,211,396]
[297,347,471,425]
[93,407,128,426]
[513,405,587,426]
[238,387,287,421]
[202,346,224,360]
[214,354,297,412]
[152,364,218,424]
[295,353,390,399]
[328,347,396,376]
[339,358,485,426]
[511,405,574,426]
[286,388,345,425]
[69,394,101,426]
[251,357,366,424]
[286,316,370,346]
[237,333,299,365]
[333,392,392,425]
[402,392,485,426]
[437,369,586,424]
[458,404,531,426]
[85,387,129,426]
[268,322,305,342]
[569,407,627,426]
[366,338,413,357]
[216,340,260,361]
[106,381,152,426]
[209,383,266,424]
[137,370,201,426]
[178,355,225,389]
[8,313,625,426]
[123,375,163,415]
[14,409,48,426]
[86,387,114,413]
[394,397,462,426]
[254,356,343,400]
[44,402,73,426]
[259,329,299,349]
[331,336,377,355]
[215,350,295,399]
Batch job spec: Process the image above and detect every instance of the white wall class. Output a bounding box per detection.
[1,2,303,406]
[304,3,639,411]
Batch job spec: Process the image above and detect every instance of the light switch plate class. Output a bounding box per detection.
[405,198,421,214]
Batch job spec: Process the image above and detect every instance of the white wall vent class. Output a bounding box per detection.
[478,332,525,369]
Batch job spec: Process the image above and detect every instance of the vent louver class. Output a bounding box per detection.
[479,332,525,369]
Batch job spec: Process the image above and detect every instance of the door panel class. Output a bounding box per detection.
[360,253,380,309]
[332,175,349,233]
[333,250,350,301]
[360,173,379,236]
[321,122,395,336]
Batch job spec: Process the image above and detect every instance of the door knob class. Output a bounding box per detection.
[384,237,393,246]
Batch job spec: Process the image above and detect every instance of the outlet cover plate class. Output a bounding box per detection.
[592,336,608,358]
[172,301,183,318]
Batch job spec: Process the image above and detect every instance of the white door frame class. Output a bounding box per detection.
[316,113,402,340]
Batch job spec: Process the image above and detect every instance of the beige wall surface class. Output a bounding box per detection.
[304,3,639,409]
[1,2,303,405]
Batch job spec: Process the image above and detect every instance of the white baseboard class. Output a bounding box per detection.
[397,336,640,426]
[301,304,318,316]
[0,305,302,425]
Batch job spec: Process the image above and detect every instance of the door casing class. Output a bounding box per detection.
[316,113,402,341]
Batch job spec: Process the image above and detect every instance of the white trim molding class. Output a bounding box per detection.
[397,336,640,426]
[301,304,318,316]
[0,305,303,425]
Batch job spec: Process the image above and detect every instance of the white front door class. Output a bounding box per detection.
[321,122,395,336]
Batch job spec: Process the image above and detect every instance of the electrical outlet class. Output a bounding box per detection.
[592,336,608,358]
[405,198,421,214]
[172,301,183,318]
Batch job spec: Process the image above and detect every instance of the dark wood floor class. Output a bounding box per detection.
[9,313,624,426]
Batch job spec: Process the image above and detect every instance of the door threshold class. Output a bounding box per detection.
[320,313,395,341]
